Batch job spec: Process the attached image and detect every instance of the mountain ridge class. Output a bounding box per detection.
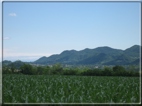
[34,45,140,65]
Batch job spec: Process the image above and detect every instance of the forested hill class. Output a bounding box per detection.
[34,45,140,65]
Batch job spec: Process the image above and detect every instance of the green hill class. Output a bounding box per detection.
[34,45,140,65]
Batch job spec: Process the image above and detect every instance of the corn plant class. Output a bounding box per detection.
[3,75,140,103]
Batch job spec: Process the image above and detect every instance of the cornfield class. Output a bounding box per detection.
[3,75,140,103]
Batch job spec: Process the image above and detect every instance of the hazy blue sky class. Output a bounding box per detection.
[3,2,140,62]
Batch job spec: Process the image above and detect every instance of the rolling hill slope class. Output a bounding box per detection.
[34,45,140,65]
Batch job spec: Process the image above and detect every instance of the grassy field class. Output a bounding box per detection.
[3,74,140,103]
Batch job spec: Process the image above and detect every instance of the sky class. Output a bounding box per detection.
[3,2,141,62]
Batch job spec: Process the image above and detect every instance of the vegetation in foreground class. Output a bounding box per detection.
[3,61,140,103]
[3,75,140,103]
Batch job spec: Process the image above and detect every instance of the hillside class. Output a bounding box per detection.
[34,45,140,65]
[2,60,25,69]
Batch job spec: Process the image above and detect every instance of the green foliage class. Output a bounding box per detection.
[2,66,12,74]
[34,45,140,65]
[124,45,140,57]
[51,63,63,75]
[81,68,102,76]
[63,68,78,75]
[20,64,33,75]
[3,75,140,103]
[45,66,51,75]
[113,65,126,76]
[103,67,113,76]
[10,63,15,73]
[3,62,140,77]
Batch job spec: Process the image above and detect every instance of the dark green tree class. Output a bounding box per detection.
[37,66,45,75]
[51,63,63,75]
[45,66,51,75]
[103,67,112,76]
[20,64,33,75]
[63,68,78,75]
[113,65,126,76]
[2,66,12,74]
[10,63,15,73]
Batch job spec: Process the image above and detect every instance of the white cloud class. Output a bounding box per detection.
[3,37,10,40]
[9,13,17,17]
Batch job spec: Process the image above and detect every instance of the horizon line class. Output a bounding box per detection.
[2,44,140,62]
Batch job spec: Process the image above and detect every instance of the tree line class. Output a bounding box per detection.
[2,63,140,77]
